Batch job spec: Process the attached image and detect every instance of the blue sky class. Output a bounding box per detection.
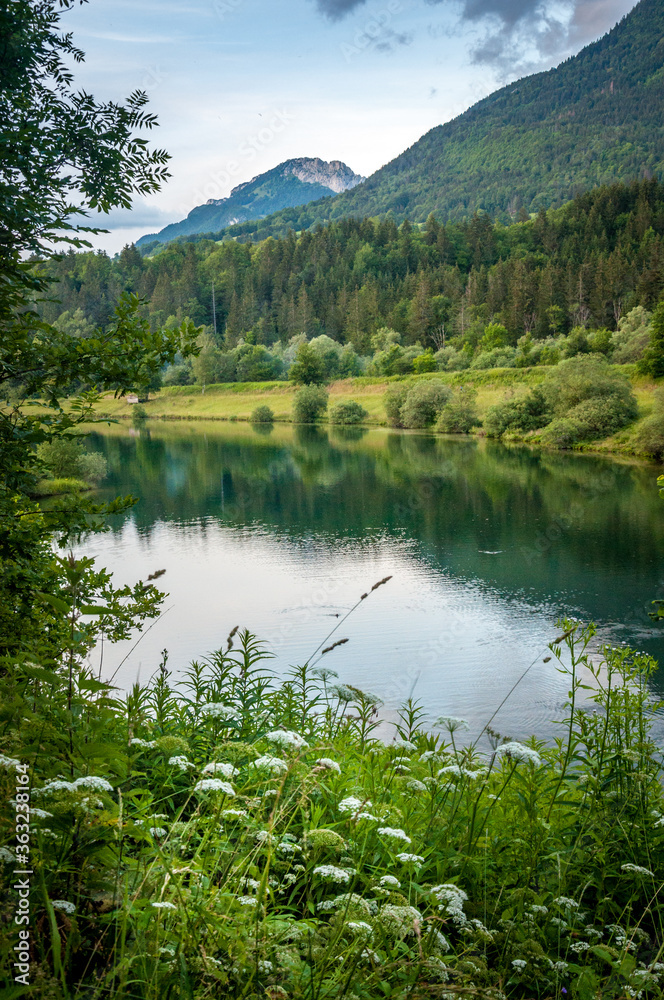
[66,0,638,252]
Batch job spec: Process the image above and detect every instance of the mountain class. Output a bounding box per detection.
[137,158,365,246]
[198,0,664,243]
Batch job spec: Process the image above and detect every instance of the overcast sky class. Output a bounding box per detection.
[66,0,638,253]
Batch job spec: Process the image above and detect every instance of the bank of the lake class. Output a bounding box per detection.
[90,366,662,459]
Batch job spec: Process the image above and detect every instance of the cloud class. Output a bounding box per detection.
[314,0,637,73]
[315,0,369,18]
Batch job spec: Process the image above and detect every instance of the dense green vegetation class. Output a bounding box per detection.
[40,179,664,374]
[3,620,664,998]
[171,0,664,242]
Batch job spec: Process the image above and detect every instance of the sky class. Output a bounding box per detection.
[66,0,639,253]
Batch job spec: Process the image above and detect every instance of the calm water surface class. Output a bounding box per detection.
[83,421,664,739]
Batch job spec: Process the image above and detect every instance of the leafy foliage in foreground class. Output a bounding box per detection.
[2,623,664,999]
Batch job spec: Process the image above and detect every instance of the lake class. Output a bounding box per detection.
[82,420,664,740]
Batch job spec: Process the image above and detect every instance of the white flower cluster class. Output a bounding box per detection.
[0,847,16,862]
[222,809,248,819]
[431,884,468,925]
[265,729,308,750]
[51,900,76,915]
[200,703,238,721]
[377,827,411,844]
[379,904,422,937]
[313,865,352,883]
[346,921,373,937]
[329,684,355,702]
[338,796,366,814]
[395,853,424,865]
[277,841,300,855]
[392,739,417,752]
[405,779,427,793]
[238,896,257,906]
[495,742,542,767]
[151,901,176,911]
[37,775,113,795]
[356,811,380,822]
[149,827,167,838]
[511,959,527,971]
[0,754,22,770]
[378,875,401,888]
[239,877,260,891]
[621,863,654,877]
[570,941,590,954]
[201,761,238,778]
[130,738,156,749]
[193,778,235,796]
[252,755,289,775]
[436,716,470,732]
[420,750,443,764]
[169,756,195,771]
[316,758,341,774]
[553,896,579,909]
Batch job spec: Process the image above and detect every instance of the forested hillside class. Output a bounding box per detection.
[189,0,664,243]
[41,179,664,351]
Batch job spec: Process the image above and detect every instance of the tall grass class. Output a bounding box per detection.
[1,621,664,999]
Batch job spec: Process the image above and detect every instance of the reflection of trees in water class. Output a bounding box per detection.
[90,426,663,603]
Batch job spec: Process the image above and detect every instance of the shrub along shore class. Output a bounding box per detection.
[90,365,662,460]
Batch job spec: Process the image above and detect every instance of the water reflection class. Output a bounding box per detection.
[85,421,664,735]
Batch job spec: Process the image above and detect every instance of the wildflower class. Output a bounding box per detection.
[255,830,273,844]
[346,921,373,937]
[338,796,367,814]
[257,960,273,974]
[553,897,579,909]
[130,738,156,748]
[316,758,341,773]
[549,960,569,973]
[391,755,412,765]
[263,788,279,798]
[395,852,424,865]
[277,842,300,855]
[313,865,352,883]
[329,684,355,702]
[238,896,258,906]
[437,764,462,779]
[239,877,260,891]
[282,873,298,886]
[360,948,382,963]
[306,828,346,850]
[570,942,590,954]
[252,755,289,775]
[333,892,372,917]
[621,863,654,877]
[35,779,74,795]
[430,928,450,951]
[317,900,337,911]
[405,779,427,793]
[149,827,167,838]
[312,667,338,681]
[194,778,235,796]
[436,716,470,733]
[151,901,176,911]
[431,884,468,925]
[200,703,238,721]
[392,739,417,752]
[0,754,22,769]
[222,809,248,819]
[201,761,238,778]
[265,729,308,750]
[51,900,76,915]
[530,904,548,915]
[378,875,401,888]
[420,750,443,763]
[169,756,195,771]
[0,847,16,862]
[377,827,411,844]
[355,811,380,822]
[495,742,542,766]
[379,904,422,937]
[511,959,527,971]
[75,775,114,793]
[28,808,52,819]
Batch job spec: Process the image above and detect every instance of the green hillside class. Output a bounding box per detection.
[193,0,664,243]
